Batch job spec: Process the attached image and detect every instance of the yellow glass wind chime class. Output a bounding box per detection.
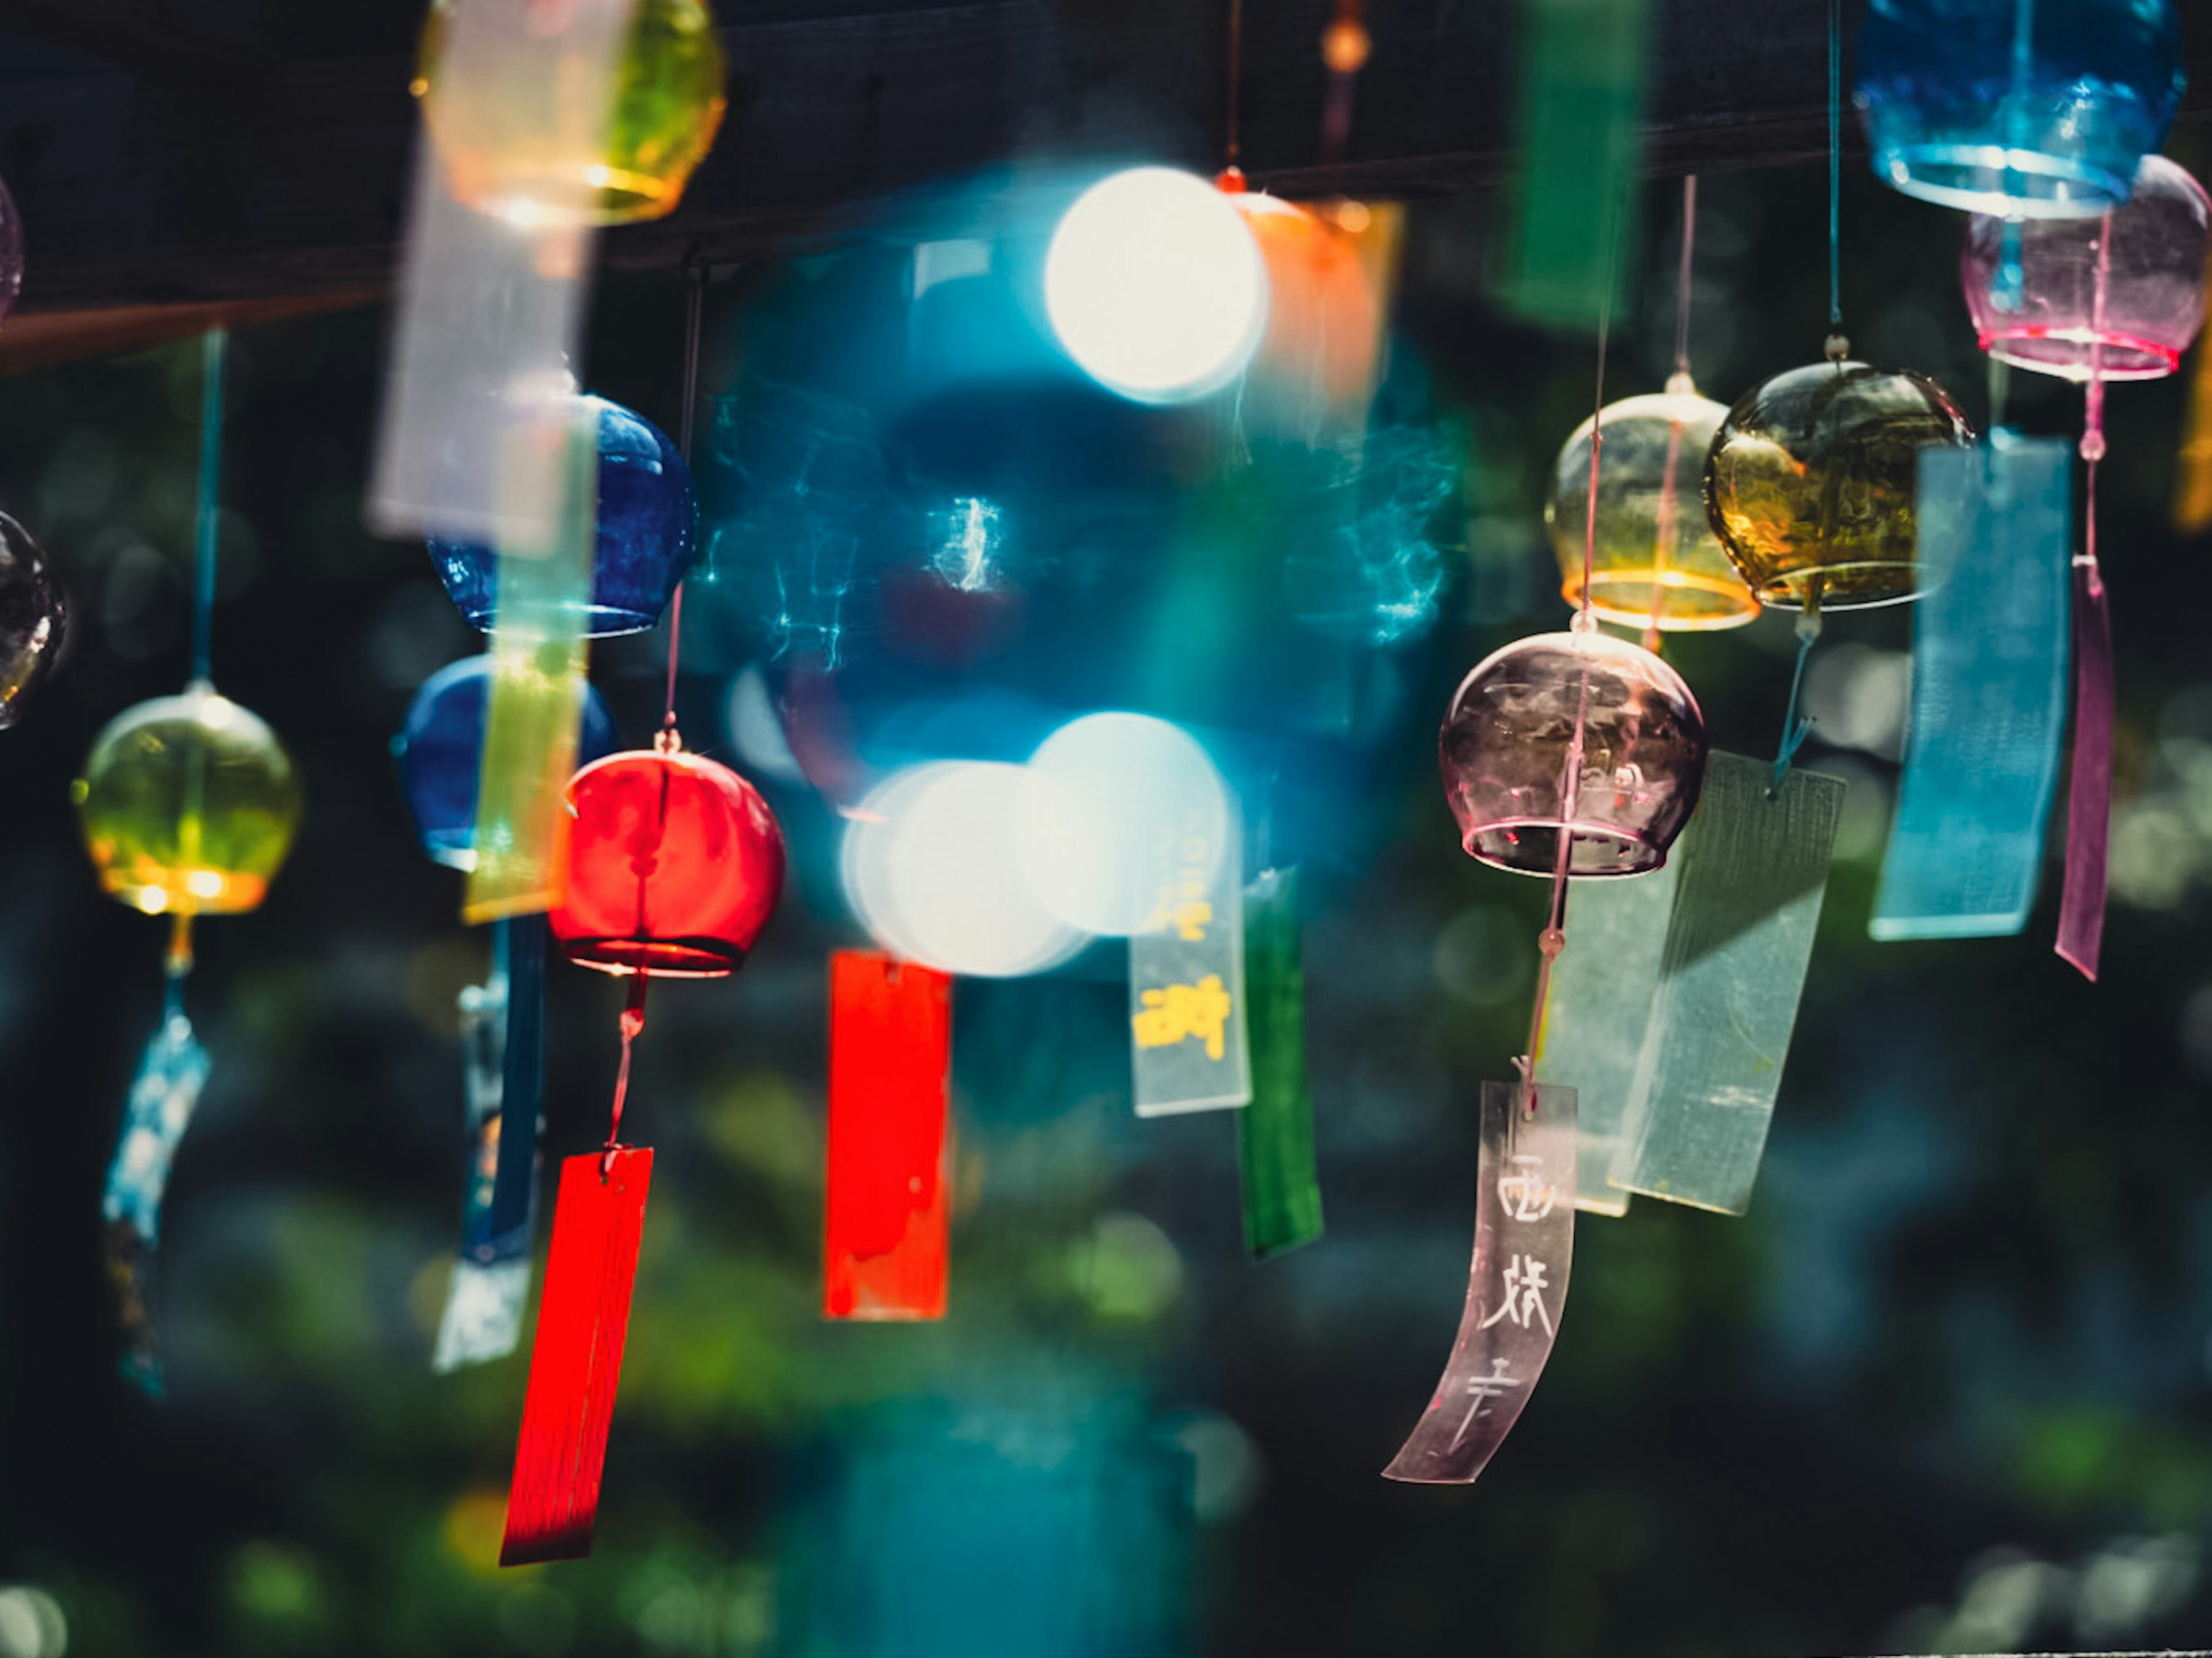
[74,331,303,1395]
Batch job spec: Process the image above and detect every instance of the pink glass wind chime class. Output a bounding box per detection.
[1961,154,2212,978]
[1385,296,1710,1484]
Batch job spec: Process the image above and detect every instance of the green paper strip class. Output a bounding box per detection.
[1237,867,1324,1260]
[1490,0,1650,332]
[464,412,596,924]
[1534,854,1680,1217]
[1611,751,1844,1216]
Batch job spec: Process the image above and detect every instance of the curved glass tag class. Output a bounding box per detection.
[1384,1081,1576,1485]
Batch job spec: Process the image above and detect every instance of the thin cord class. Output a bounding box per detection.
[1225,0,1243,169]
[1672,174,1698,384]
[601,969,650,1178]
[191,328,227,689]
[1826,0,1842,336]
[663,261,706,740]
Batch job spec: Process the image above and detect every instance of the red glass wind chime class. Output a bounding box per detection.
[500,268,789,1566]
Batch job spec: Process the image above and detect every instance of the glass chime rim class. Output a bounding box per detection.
[1978,324,2179,381]
[1560,567,1764,632]
[1873,142,2130,221]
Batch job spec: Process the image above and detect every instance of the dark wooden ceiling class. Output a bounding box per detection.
[0,0,2205,340]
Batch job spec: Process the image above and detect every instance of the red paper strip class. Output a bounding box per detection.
[500,1147,653,1567]
[824,950,952,1321]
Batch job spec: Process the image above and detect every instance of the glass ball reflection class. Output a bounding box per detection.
[1964,153,2211,381]
[0,511,65,727]
[414,0,726,226]
[551,746,785,976]
[1704,359,1974,611]
[1439,628,1707,878]
[427,394,695,637]
[1547,380,1759,632]
[74,686,302,916]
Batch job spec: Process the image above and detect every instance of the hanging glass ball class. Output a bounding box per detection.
[395,655,621,870]
[1546,378,1760,632]
[74,685,302,916]
[1439,627,1707,878]
[0,511,65,728]
[1704,359,1974,610]
[551,746,785,976]
[1963,153,2211,381]
[1856,0,2184,219]
[413,0,726,227]
[427,394,695,637]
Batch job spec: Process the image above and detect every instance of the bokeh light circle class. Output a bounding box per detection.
[1044,167,1268,405]
[1017,712,1232,937]
[843,761,1090,978]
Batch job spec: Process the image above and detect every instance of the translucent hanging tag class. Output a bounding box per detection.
[463,412,597,924]
[1534,858,1680,1217]
[2055,559,2114,979]
[1872,435,2071,940]
[1489,0,1649,331]
[101,1010,211,1398]
[1385,1081,1575,1484]
[1611,751,1845,1215]
[368,0,631,547]
[824,950,953,1322]
[501,1147,653,1567]
[1237,867,1324,1259]
[1129,824,1251,1117]
[434,917,546,1371]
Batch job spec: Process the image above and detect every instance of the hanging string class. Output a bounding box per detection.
[1771,604,1821,791]
[601,969,650,1178]
[169,326,230,997]
[1671,175,1698,385]
[1647,174,1702,652]
[190,328,227,692]
[1225,0,1243,172]
[1521,191,1620,1110]
[661,259,706,750]
[1824,0,1844,350]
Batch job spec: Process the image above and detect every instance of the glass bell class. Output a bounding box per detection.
[427,394,695,637]
[1856,0,2185,218]
[550,746,786,976]
[395,655,621,870]
[1964,153,2211,381]
[74,685,302,916]
[413,0,726,227]
[1705,360,1975,610]
[1439,627,1707,878]
[0,511,65,727]
[1547,378,1760,632]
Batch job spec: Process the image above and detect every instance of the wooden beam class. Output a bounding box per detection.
[0,0,2202,321]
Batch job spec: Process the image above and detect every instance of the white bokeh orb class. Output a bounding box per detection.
[1044,166,1268,405]
[1017,712,1233,938]
[842,761,1091,978]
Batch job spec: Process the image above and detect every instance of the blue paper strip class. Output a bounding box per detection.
[103,1010,212,1395]
[1871,434,2071,940]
